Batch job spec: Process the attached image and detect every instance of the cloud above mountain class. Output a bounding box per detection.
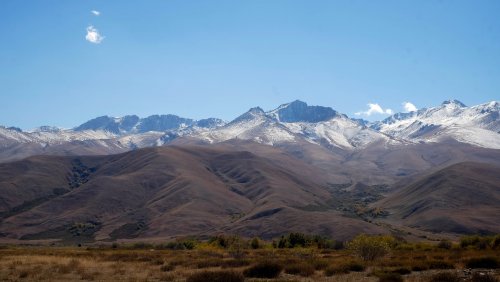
[355,103,393,116]
[403,102,417,112]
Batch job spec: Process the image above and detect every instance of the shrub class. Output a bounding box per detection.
[324,265,349,276]
[347,234,395,261]
[438,240,453,249]
[343,261,366,272]
[377,272,403,282]
[471,272,499,282]
[411,263,429,271]
[324,261,365,276]
[250,237,260,249]
[186,270,244,282]
[428,260,454,269]
[221,259,251,268]
[196,259,223,269]
[160,263,174,272]
[492,235,500,249]
[243,261,283,278]
[466,257,499,269]
[391,267,411,275]
[428,272,460,282]
[284,263,315,277]
[310,258,329,270]
[209,235,244,249]
[460,235,493,250]
[163,239,196,250]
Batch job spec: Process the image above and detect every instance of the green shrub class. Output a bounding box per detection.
[274,233,337,249]
[186,270,244,282]
[243,261,283,278]
[347,234,395,261]
[460,235,494,250]
[428,272,460,282]
[284,263,315,277]
[162,239,196,250]
[466,257,499,269]
[471,272,499,282]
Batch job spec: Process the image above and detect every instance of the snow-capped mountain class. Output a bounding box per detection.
[0,99,498,163]
[0,125,117,148]
[371,100,500,149]
[74,114,225,135]
[189,100,395,149]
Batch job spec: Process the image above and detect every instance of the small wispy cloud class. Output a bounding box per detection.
[85,26,104,44]
[403,102,417,112]
[91,10,100,16]
[355,103,393,116]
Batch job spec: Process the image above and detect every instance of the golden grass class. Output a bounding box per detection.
[0,246,498,281]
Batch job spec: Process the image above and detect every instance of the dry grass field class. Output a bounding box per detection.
[0,235,499,282]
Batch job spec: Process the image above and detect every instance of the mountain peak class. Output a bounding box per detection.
[270,100,339,123]
[441,99,466,107]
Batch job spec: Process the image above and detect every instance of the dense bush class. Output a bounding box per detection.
[163,239,196,250]
[243,261,283,278]
[275,233,339,249]
[284,263,315,277]
[428,272,460,282]
[347,234,396,261]
[466,257,499,269]
[460,235,499,250]
[186,270,244,282]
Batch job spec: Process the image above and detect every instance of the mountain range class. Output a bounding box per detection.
[0,99,499,244]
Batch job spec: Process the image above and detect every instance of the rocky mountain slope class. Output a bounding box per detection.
[0,144,386,242]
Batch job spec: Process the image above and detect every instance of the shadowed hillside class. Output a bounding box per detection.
[0,145,385,243]
[376,162,500,234]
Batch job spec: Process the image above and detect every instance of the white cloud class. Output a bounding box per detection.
[403,102,417,112]
[85,26,104,44]
[91,10,100,16]
[355,103,393,116]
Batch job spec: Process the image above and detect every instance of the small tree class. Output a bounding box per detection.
[347,234,395,261]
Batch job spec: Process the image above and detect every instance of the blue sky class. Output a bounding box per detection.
[1,1,499,129]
